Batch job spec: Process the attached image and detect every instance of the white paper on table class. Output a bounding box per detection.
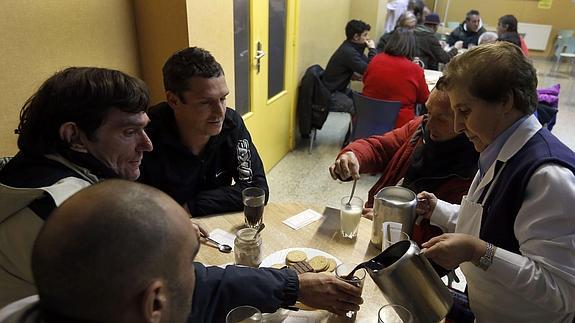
[208,228,236,251]
[282,209,324,230]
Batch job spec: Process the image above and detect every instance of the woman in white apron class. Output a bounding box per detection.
[416,42,575,322]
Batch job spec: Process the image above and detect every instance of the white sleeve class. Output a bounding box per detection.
[488,164,575,313]
[430,199,460,233]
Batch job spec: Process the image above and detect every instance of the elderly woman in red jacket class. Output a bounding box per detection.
[362,27,430,129]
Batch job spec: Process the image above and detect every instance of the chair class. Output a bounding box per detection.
[553,29,575,58]
[350,92,401,141]
[552,36,575,73]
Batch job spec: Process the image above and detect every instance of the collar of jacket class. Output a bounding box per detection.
[345,39,367,52]
[148,102,237,155]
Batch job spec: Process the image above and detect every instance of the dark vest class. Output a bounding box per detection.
[480,128,575,254]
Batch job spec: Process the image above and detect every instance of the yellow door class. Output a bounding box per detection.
[234,0,298,172]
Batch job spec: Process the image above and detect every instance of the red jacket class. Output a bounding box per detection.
[339,116,477,246]
[362,53,429,129]
[339,117,473,208]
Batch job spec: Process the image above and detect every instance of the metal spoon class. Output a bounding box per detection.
[251,223,266,239]
[346,179,358,206]
[204,236,232,253]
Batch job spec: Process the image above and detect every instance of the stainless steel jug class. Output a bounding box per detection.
[364,240,453,323]
[371,186,417,248]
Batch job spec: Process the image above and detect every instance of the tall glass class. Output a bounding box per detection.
[340,196,363,238]
[378,304,414,323]
[226,305,262,323]
[335,263,366,319]
[242,187,265,228]
[382,229,410,250]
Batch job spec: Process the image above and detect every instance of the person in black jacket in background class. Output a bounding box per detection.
[140,47,268,217]
[322,19,377,114]
[447,9,486,48]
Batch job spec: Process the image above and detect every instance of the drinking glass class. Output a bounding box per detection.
[242,187,265,228]
[340,196,363,238]
[378,304,414,323]
[226,305,262,323]
[335,263,366,319]
[382,222,410,250]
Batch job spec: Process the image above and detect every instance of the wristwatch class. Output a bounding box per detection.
[477,242,496,271]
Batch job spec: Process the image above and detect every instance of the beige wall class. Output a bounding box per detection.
[435,0,575,55]
[296,0,352,81]
[0,0,140,157]
[350,0,388,42]
[133,0,189,105]
[185,0,237,108]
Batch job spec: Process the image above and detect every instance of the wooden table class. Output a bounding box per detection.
[194,202,390,322]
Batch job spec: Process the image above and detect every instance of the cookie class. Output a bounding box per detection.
[270,263,286,269]
[286,250,307,264]
[326,258,337,272]
[309,255,329,272]
[289,260,314,274]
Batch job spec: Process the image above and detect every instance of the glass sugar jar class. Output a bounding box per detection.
[234,227,262,267]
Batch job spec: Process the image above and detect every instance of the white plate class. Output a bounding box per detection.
[260,247,342,269]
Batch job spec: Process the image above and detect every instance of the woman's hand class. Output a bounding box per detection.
[421,233,486,270]
[416,191,437,219]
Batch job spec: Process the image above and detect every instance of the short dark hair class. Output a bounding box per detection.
[498,14,518,32]
[437,42,537,115]
[384,28,417,60]
[32,180,186,319]
[162,47,224,102]
[409,0,426,24]
[16,67,149,156]
[345,19,371,40]
[466,10,480,21]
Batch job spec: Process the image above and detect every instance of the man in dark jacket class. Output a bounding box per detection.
[447,9,486,48]
[140,47,268,216]
[0,67,153,308]
[415,13,460,70]
[323,19,377,113]
[0,180,362,323]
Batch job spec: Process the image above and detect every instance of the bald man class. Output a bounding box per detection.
[0,180,362,323]
[329,89,478,240]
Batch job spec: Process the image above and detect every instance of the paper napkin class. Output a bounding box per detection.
[208,228,236,251]
[282,209,324,230]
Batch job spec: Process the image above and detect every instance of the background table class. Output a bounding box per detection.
[194,202,389,322]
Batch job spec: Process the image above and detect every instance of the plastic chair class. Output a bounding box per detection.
[554,30,575,58]
[351,92,402,141]
[553,36,575,73]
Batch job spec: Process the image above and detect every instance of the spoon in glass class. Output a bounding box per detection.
[204,236,233,253]
[346,179,358,206]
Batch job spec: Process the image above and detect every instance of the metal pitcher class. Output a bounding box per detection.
[364,240,453,323]
[371,186,417,248]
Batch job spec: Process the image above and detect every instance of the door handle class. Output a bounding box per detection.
[255,41,266,74]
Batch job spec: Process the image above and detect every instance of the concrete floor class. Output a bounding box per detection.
[266,56,575,208]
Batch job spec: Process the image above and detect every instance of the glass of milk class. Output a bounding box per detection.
[340,196,364,238]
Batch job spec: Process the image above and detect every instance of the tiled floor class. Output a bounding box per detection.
[266,56,575,208]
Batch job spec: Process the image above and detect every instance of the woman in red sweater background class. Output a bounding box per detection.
[362,27,429,128]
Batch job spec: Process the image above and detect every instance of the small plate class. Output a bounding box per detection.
[260,247,342,269]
